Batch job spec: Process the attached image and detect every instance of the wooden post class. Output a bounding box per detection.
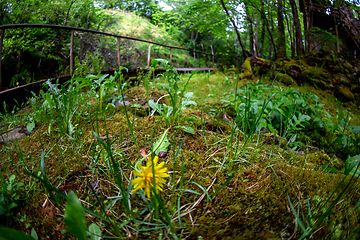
[70,30,75,75]
[204,53,207,67]
[147,43,151,68]
[0,29,5,91]
[187,50,189,68]
[198,52,201,68]
[169,47,172,66]
[117,37,121,66]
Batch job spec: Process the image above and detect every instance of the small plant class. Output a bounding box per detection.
[74,50,105,78]
[148,59,198,133]
[287,154,360,239]
[39,75,92,137]
[0,174,24,218]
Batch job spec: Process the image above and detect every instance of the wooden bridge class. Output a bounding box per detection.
[0,24,216,111]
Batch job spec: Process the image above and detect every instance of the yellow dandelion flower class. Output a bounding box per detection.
[131,156,169,198]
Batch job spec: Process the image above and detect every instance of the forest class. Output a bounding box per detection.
[1,0,360,239]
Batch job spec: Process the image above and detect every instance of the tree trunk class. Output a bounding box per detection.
[300,0,309,53]
[269,1,274,59]
[254,15,258,56]
[245,2,255,55]
[191,30,198,63]
[334,15,340,53]
[63,1,75,26]
[258,3,266,57]
[258,22,265,57]
[289,0,305,55]
[209,32,215,67]
[219,0,248,58]
[308,0,313,52]
[277,0,286,58]
[284,9,295,58]
[250,0,277,58]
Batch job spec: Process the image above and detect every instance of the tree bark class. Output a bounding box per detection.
[63,1,75,26]
[209,32,215,67]
[258,2,266,57]
[191,30,198,63]
[289,0,305,55]
[219,0,248,58]
[277,0,287,58]
[308,0,313,52]
[245,2,255,55]
[250,0,277,58]
[299,0,309,53]
[284,8,295,58]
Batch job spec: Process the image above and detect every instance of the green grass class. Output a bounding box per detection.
[0,66,360,239]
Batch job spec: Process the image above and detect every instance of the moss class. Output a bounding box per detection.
[2,69,360,239]
[262,133,288,148]
[242,57,252,72]
[228,67,239,73]
[277,72,297,86]
[239,57,253,79]
[335,86,355,102]
[307,150,344,170]
[283,62,302,80]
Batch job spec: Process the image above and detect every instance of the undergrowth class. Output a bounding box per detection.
[0,61,360,239]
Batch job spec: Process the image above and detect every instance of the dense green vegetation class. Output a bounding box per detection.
[1,0,360,239]
[0,57,360,238]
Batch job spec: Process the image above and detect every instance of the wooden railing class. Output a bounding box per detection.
[0,24,215,91]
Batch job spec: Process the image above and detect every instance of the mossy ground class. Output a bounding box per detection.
[0,68,360,239]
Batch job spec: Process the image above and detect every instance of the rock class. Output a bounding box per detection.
[277,72,297,86]
[263,133,288,148]
[335,86,355,102]
[351,84,360,93]
[115,100,131,107]
[351,66,358,74]
[0,124,27,144]
[339,76,350,86]
[228,68,239,74]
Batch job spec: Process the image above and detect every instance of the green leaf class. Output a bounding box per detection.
[26,121,35,133]
[64,191,87,240]
[9,175,15,183]
[9,202,17,210]
[88,223,101,240]
[0,227,34,240]
[151,59,159,68]
[152,132,170,155]
[31,228,38,240]
[345,154,360,175]
[175,126,195,134]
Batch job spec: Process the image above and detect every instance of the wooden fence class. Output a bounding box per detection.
[0,24,215,91]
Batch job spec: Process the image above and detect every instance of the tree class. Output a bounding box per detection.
[289,0,304,56]
[219,0,248,58]
[277,0,286,58]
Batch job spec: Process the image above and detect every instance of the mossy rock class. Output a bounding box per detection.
[351,84,360,93]
[307,150,344,170]
[283,62,301,80]
[339,76,351,86]
[277,72,297,86]
[300,66,327,86]
[242,57,253,72]
[354,93,360,105]
[228,67,239,73]
[239,57,253,79]
[335,86,355,102]
[262,133,287,148]
[239,71,253,79]
[211,70,223,75]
